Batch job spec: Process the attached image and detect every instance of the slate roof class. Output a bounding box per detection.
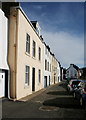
[73,64,79,71]
[67,64,79,71]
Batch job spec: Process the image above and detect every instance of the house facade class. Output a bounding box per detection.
[66,64,80,79]
[51,54,58,84]
[57,62,61,82]
[0,8,9,98]
[8,7,44,100]
[43,44,52,88]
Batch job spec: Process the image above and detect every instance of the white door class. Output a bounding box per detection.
[0,73,5,98]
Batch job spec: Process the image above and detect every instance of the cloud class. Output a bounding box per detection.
[32,5,44,10]
[42,30,84,68]
[20,2,84,68]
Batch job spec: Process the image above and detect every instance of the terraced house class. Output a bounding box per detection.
[0,2,60,100]
[8,6,44,100]
[51,53,58,85]
[44,43,52,88]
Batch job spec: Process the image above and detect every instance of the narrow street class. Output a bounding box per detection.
[2,81,86,119]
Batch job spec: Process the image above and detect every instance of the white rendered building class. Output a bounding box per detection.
[43,43,52,88]
[57,62,61,82]
[66,64,80,79]
[0,8,9,98]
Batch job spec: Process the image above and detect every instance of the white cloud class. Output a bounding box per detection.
[42,30,84,68]
[32,5,44,10]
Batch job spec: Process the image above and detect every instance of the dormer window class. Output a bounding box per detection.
[31,21,40,36]
[36,27,39,35]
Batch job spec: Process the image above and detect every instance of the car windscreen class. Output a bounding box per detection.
[72,81,81,85]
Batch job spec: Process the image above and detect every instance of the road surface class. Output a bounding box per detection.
[2,81,86,119]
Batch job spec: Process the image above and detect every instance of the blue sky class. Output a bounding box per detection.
[20,2,84,68]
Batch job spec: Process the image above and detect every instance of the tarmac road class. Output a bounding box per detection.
[2,81,86,119]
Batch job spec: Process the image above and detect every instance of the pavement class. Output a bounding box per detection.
[2,81,86,119]
[19,88,47,102]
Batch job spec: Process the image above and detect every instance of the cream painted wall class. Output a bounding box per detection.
[51,55,58,85]
[16,9,44,100]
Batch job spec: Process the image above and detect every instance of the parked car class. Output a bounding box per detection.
[67,79,83,94]
[73,80,86,108]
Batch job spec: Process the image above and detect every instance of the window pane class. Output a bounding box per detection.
[39,47,41,60]
[25,66,30,85]
[25,73,27,84]
[26,34,30,54]
[48,62,49,71]
[33,41,36,57]
[45,60,47,70]
[38,70,41,83]
[28,67,29,85]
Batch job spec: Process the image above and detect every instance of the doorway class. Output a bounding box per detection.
[0,72,5,98]
[44,76,47,88]
[5,70,8,97]
[32,68,35,91]
[49,76,50,86]
[54,76,55,84]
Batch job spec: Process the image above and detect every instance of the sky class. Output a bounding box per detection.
[20,2,84,68]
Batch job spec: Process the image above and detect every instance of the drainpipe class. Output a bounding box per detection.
[13,8,19,100]
[7,19,10,99]
[13,8,18,100]
[15,8,19,100]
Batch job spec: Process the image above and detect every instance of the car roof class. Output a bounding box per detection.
[71,79,83,82]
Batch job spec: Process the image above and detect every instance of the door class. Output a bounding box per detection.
[0,73,5,98]
[44,76,47,88]
[49,76,50,86]
[5,70,8,97]
[54,76,55,84]
[32,68,35,91]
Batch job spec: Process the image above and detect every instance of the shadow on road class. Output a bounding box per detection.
[59,82,67,88]
[44,82,81,109]
[43,97,80,109]
[47,91,68,95]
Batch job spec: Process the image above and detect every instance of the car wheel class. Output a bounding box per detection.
[80,97,85,109]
